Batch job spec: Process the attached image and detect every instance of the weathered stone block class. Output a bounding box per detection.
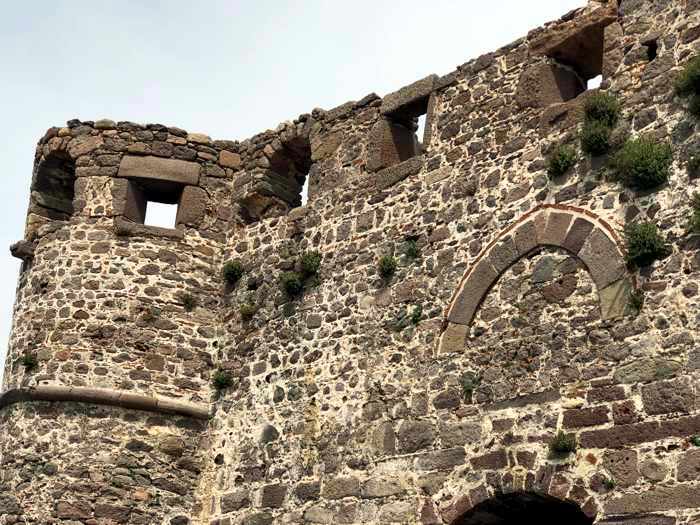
[513,220,538,255]
[258,484,287,508]
[603,449,638,488]
[563,407,609,428]
[488,236,519,274]
[361,476,404,498]
[540,211,573,247]
[176,186,208,227]
[321,477,360,499]
[397,420,435,453]
[641,378,694,415]
[677,449,700,482]
[381,75,437,116]
[118,155,200,185]
[599,278,633,320]
[562,217,594,254]
[414,448,466,471]
[614,358,683,384]
[605,484,700,514]
[470,449,508,470]
[578,228,626,290]
[439,420,481,448]
[438,323,468,354]
[447,258,498,325]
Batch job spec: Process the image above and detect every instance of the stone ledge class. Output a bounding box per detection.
[113,217,185,240]
[0,386,211,420]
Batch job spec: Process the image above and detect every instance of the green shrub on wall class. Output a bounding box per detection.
[546,145,578,178]
[610,137,673,190]
[378,255,397,279]
[21,353,38,372]
[403,239,420,260]
[549,431,577,457]
[300,251,322,277]
[584,92,621,128]
[181,293,198,311]
[580,120,613,155]
[240,303,257,321]
[212,369,233,390]
[223,260,244,285]
[280,272,303,297]
[625,222,670,267]
[580,92,621,155]
[675,56,700,117]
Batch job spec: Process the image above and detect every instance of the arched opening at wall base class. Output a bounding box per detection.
[452,492,593,525]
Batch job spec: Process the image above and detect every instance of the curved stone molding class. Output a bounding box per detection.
[0,386,210,420]
[440,205,634,354]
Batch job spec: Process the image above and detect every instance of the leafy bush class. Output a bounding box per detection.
[610,137,673,190]
[300,251,322,277]
[212,369,233,390]
[675,57,700,118]
[280,272,303,297]
[549,431,577,456]
[690,193,700,234]
[378,255,397,279]
[403,239,420,260]
[547,145,578,178]
[21,353,38,372]
[625,222,670,267]
[603,478,616,490]
[691,435,700,447]
[580,120,612,155]
[675,56,700,98]
[180,293,197,311]
[223,260,244,285]
[584,92,621,128]
[240,303,257,321]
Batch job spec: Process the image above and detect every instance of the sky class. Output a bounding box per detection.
[0,0,586,370]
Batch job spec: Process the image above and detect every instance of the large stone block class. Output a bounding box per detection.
[376,156,424,189]
[515,62,585,109]
[438,323,468,354]
[367,119,419,173]
[539,211,573,247]
[677,450,700,482]
[641,378,695,415]
[605,484,700,514]
[488,236,520,274]
[176,186,208,227]
[414,447,466,471]
[397,420,436,453]
[513,220,538,255]
[118,155,200,185]
[321,477,360,500]
[604,449,639,488]
[381,75,437,116]
[447,258,498,325]
[578,228,626,290]
[562,217,594,254]
[599,278,633,320]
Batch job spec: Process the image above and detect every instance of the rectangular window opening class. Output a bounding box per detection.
[416,113,427,154]
[587,74,603,90]
[144,201,178,228]
[300,176,310,206]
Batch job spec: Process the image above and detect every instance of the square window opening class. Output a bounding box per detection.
[384,96,429,164]
[122,178,184,229]
[546,21,606,102]
[145,201,178,228]
[644,40,658,61]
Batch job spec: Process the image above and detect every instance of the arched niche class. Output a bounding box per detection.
[30,150,77,221]
[439,205,634,354]
[452,491,593,525]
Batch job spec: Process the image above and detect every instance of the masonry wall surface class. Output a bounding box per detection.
[2,0,700,524]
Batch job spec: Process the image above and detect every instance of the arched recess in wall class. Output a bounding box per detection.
[239,131,313,223]
[438,205,634,354]
[29,150,76,221]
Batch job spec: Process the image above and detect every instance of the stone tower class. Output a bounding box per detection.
[2,0,700,523]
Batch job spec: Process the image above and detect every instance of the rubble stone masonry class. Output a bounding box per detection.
[2,0,700,523]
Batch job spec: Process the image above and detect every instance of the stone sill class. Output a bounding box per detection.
[114,216,185,240]
[0,385,210,419]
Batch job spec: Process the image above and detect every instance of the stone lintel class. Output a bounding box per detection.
[376,156,424,190]
[447,257,498,325]
[118,155,200,185]
[381,75,438,117]
[0,386,210,419]
[114,216,185,240]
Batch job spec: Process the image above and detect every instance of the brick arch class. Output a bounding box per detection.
[438,205,633,354]
[440,467,599,524]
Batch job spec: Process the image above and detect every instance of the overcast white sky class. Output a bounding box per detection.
[0,0,586,369]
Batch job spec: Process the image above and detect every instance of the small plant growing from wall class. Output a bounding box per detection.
[410,305,422,325]
[609,137,673,190]
[223,260,244,285]
[546,145,578,179]
[675,56,700,118]
[21,353,38,372]
[378,255,397,280]
[280,272,303,297]
[584,92,621,128]
[689,193,700,235]
[239,303,257,321]
[625,222,670,268]
[300,251,322,278]
[403,238,420,260]
[180,293,198,312]
[603,478,616,490]
[460,372,480,403]
[691,435,700,447]
[212,369,233,391]
[580,92,621,156]
[629,289,645,315]
[549,431,577,457]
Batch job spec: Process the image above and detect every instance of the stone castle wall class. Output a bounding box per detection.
[2,0,700,523]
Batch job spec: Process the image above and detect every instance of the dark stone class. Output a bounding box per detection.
[563,407,610,428]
